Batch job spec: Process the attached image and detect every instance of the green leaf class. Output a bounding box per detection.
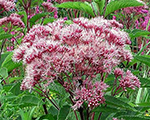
[118,115,150,120]
[0,52,11,67]
[1,52,22,72]
[39,114,55,120]
[65,20,73,25]
[57,105,70,120]
[94,0,105,15]
[31,0,43,7]
[139,78,150,87]
[29,12,50,27]
[9,82,22,95]
[105,0,144,17]
[134,55,150,67]
[19,95,42,106]
[9,77,23,83]
[17,11,27,26]
[43,18,55,25]
[92,106,118,113]
[137,102,150,107]
[129,29,150,39]
[105,95,136,111]
[0,34,12,40]
[56,2,95,17]
[0,67,8,79]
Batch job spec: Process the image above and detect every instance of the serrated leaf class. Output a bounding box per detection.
[0,67,8,78]
[129,29,150,39]
[105,95,136,111]
[105,0,144,17]
[134,55,150,67]
[57,105,70,120]
[92,106,119,113]
[56,2,95,17]
[29,12,50,27]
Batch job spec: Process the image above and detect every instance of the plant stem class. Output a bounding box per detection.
[103,0,108,18]
[42,99,48,114]
[78,107,84,120]
[98,112,102,120]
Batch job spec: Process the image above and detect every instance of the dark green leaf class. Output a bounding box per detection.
[139,78,150,87]
[137,102,150,107]
[118,115,150,120]
[9,82,22,95]
[57,105,70,120]
[134,55,150,67]
[39,114,55,120]
[105,95,136,111]
[105,0,144,17]
[92,106,118,113]
[56,2,95,17]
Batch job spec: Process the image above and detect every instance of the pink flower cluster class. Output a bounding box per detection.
[42,2,58,18]
[72,79,108,110]
[0,13,25,28]
[13,17,134,108]
[114,68,140,91]
[0,0,15,12]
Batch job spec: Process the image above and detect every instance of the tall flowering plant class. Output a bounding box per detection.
[13,17,140,120]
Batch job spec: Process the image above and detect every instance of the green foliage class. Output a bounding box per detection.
[43,18,55,25]
[105,0,144,17]
[0,34,12,40]
[1,52,22,72]
[38,114,55,120]
[94,0,105,15]
[19,107,36,120]
[0,67,8,79]
[29,12,50,27]
[134,55,150,67]
[128,29,150,39]
[56,2,95,17]
[57,105,70,120]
